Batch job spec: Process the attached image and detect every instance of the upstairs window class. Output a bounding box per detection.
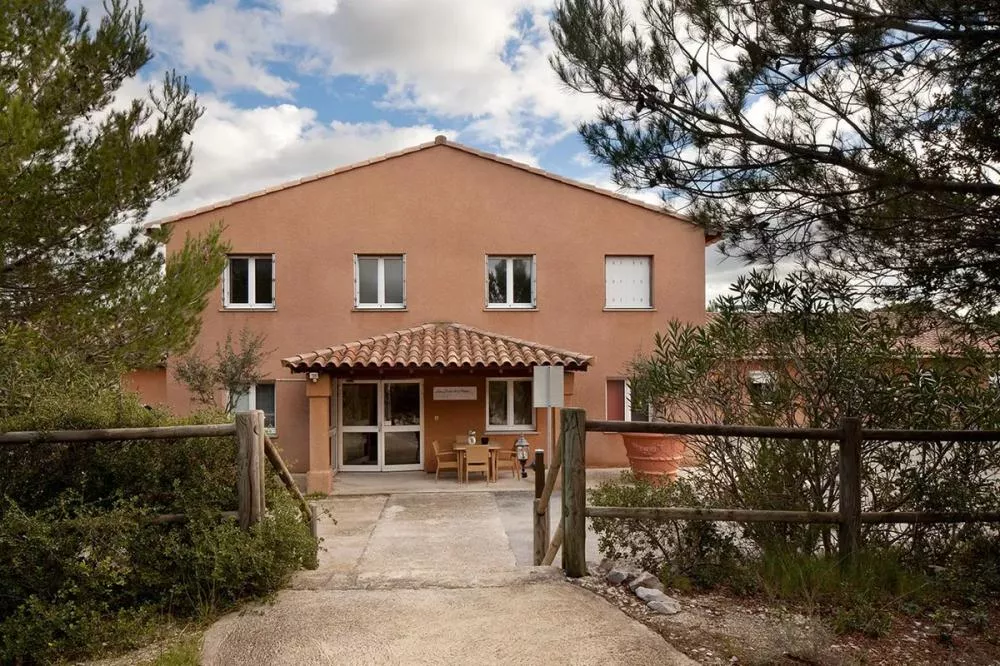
[224,255,274,309]
[606,379,650,422]
[487,378,534,430]
[233,383,277,434]
[355,255,405,309]
[748,370,777,405]
[487,255,535,308]
[605,256,652,309]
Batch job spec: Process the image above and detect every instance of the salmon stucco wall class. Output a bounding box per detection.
[123,368,168,407]
[149,142,708,476]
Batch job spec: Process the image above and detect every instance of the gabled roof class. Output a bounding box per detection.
[281,322,592,372]
[152,136,712,239]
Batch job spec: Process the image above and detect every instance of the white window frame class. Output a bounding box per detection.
[231,382,277,435]
[485,255,536,309]
[222,255,275,310]
[607,378,651,421]
[485,378,535,431]
[354,254,406,309]
[747,370,776,405]
[604,255,653,310]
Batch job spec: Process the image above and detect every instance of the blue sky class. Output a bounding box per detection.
[90,0,740,298]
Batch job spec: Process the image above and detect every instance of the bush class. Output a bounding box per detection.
[628,270,1000,563]
[0,390,318,664]
[590,474,1000,638]
[589,472,746,590]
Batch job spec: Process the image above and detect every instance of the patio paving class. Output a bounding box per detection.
[329,468,628,495]
[202,485,692,665]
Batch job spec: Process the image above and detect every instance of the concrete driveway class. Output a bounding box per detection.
[201,492,693,665]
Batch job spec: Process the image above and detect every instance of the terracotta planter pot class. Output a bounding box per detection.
[621,433,685,483]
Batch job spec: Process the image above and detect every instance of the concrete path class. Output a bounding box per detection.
[202,492,693,665]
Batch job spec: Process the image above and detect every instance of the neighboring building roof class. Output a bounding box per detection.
[281,322,593,372]
[151,136,716,241]
[704,310,993,356]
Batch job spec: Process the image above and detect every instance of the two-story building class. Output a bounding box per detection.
[129,136,713,493]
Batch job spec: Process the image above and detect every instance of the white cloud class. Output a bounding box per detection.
[143,0,298,98]
[136,0,599,152]
[148,96,447,219]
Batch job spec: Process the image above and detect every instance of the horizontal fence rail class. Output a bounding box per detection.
[586,419,1000,443]
[0,414,313,531]
[553,410,1000,578]
[0,423,237,445]
[586,507,1000,525]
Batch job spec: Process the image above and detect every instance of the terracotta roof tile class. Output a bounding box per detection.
[281,322,592,372]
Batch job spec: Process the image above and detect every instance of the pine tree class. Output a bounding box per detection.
[552,0,1000,309]
[0,0,227,379]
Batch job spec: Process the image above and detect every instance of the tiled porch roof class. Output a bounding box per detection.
[281,322,592,372]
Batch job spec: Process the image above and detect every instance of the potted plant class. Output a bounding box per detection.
[620,323,707,482]
[619,429,685,482]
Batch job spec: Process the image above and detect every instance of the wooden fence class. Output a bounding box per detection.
[534,408,1000,577]
[0,411,313,532]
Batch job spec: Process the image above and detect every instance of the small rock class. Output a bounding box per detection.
[628,571,664,593]
[635,586,673,603]
[648,599,682,615]
[598,558,615,572]
[607,569,629,585]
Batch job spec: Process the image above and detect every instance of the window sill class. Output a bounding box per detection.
[352,307,408,312]
[485,430,539,435]
[603,307,656,312]
[483,307,538,312]
[220,306,277,312]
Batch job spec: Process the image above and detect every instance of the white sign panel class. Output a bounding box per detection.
[433,386,477,401]
[532,366,564,408]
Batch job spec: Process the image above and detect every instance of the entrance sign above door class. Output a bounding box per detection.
[532,366,564,408]
[433,386,477,401]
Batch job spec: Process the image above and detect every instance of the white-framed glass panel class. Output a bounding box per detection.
[341,381,379,467]
[224,255,274,309]
[605,256,652,309]
[383,381,421,466]
[232,383,277,434]
[355,255,405,309]
[486,378,534,431]
[338,379,423,471]
[486,255,536,308]
[606,378,649,422]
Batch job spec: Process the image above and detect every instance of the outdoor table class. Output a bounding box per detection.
[452,444,503,483]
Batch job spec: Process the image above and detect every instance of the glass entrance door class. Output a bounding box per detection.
[341,381,378,468]
[339,380,423,471]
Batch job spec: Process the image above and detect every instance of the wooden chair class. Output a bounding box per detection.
[432,441,459,481]
[464,446,490,483]
[493,444,519,481]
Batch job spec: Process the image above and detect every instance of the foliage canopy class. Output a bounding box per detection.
[552,0,1000,308]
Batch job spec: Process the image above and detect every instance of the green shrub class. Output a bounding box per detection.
[0,391,318,664]
[589,472,746,590]
[589,474,1000,638]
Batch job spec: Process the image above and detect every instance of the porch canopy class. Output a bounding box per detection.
[280,322,592,373]
[281,323,591,494]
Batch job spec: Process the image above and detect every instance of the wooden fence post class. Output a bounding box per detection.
[838,416,862,567]
[533,449,549,566]
[236,410,265,530]
[561,408,587,577]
